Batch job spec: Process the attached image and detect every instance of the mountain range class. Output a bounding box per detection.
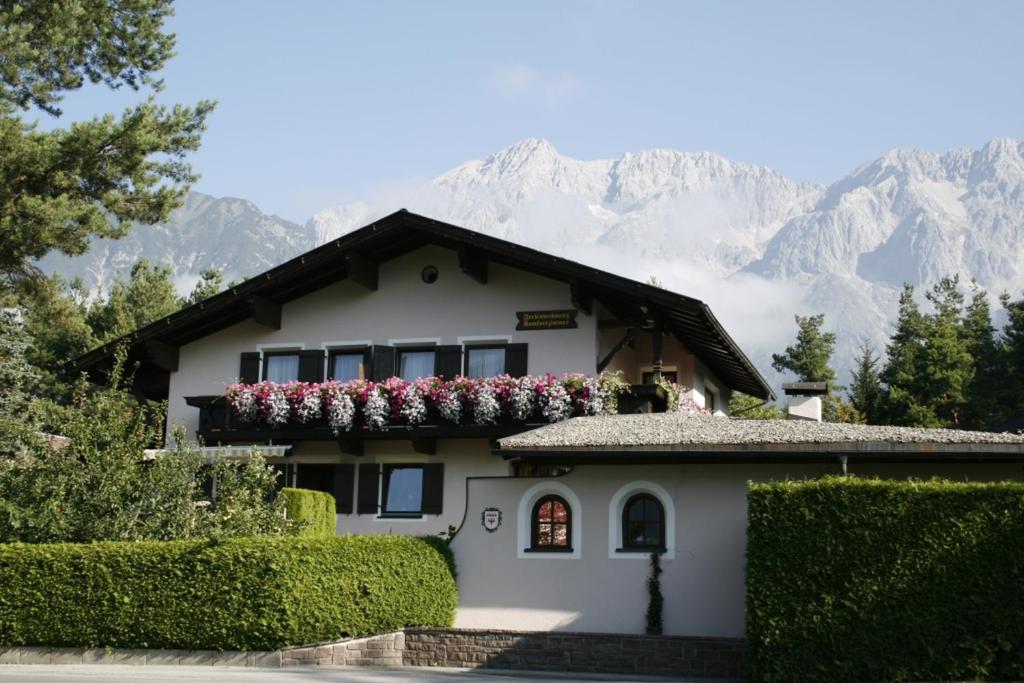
[40,137,1024,395]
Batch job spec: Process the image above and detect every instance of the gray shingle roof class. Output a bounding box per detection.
[498,413,1024,451]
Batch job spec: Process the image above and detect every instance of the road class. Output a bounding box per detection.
[0,665,718,683]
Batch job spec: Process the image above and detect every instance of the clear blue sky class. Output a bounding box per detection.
[50,0,1024,223]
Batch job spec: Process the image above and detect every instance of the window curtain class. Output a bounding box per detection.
[265,355,299,382]
[332,353,363,380]
[467,348,506,378]
[399,351,435,380]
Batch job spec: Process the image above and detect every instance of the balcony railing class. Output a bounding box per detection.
[186,384,667,450]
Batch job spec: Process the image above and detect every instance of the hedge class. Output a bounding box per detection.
[280,487,335,536]
[746,476,1024,682]
[0,535,457,651]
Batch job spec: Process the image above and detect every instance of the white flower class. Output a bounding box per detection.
[541,382,572,423]
[325,387,355,435]
[437,387,462,424]
[296,387,322,423]
[364,388,390,431]
[472,384,501,425]
[582,376,604,415]
[229,386,258,423]
[510,379,535,421]
[264,386,290,427]
[401,384,427,426]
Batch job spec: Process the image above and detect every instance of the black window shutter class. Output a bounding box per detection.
[371,346,395,381]
[505,343,529,377]
[333,464,355,514]
[356,463,381,514]
[239,352,261,383]
[362,347,374,380]
[434,345,463,380]
[297,349,325,383]
[421,463,445,515]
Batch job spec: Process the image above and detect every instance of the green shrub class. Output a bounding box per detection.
[0,534,457,651]
[279,488,335,537]
[746,476,1024,682]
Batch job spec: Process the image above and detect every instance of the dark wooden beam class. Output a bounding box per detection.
[458,246,488,284]
[598,317,652,330]
[651,323,664,382]
[597,328,635,373]
[337,438,364,456]
[411,438,436,456]
[344,252,379,291]
[247,295,281,330]
[570,281,593,315]
[143,339,179,372]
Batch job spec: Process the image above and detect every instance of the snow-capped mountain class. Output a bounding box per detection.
[41,138,1024,392]
[40,192,314,293]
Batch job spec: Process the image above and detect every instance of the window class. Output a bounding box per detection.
[397,348,435,381]
[642,371,678,384]
[382,465,424,514]
[705,387,717,412]
[264,352,299,383]
[530,495,572,551]
[621,493,665,551]
[329,351,364,381]
[466,345,506,378]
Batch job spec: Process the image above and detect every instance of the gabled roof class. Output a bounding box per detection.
[70,210,773,399]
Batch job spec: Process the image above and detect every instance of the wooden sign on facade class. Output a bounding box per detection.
[515,309,578,331]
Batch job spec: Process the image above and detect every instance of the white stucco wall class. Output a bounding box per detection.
[166,245,600,441]
[263,439,506,537]
[450,462,1023,637]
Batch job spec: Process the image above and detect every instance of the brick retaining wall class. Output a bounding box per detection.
[283,628,745,678]
[2,629,745,678]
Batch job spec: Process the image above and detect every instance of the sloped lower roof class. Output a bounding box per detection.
[498,413,1024,459]
[70,210,772,399]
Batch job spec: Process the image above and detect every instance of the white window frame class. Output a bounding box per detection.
[608,481,675,560]
[517,481,581,560]
[255,342,305,381]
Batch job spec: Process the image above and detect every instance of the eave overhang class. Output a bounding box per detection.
[68,210,773,400]
[495,441,1024,465]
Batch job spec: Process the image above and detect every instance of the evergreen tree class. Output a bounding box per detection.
[0,309,38,456]
[185,268,225,305]
[918,276,973,427]
[771,314,838,385]
[0,0,213,294]
[1000,291,1024,421]
[87,258,181,342]
[879,284,939,426]
[960,284,1002,429]
[848,340,883,423]
[728,392,786,420]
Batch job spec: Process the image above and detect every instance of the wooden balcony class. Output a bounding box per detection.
[185,384,667,454]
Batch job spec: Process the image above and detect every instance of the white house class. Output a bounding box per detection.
[71,209,1024,639]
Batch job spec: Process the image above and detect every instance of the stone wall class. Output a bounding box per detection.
[281,628,744,678]
[402,629,745,678]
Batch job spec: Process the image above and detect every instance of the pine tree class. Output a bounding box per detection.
[960,284,1002,429]
[879,284,938,426]
[771,314,838,384]
[848,340,883,423]
[0,0,214,294]
[185,268,225,305]
[918,276,974,427]
[87,259,182,342]
[1000,291,1024,421]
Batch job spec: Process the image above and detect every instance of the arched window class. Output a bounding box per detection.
[622,493,665,551]
[531,495,572,551]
